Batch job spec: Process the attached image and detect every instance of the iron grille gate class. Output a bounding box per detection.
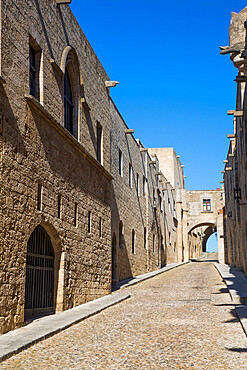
[24,225,55,318]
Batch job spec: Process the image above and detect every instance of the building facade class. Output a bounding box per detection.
[0,0,224,334]
[221,7,247,276]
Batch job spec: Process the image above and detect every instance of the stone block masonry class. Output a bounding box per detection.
[0,0,224,334]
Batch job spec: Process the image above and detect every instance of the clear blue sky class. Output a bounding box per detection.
[70,0,246,191]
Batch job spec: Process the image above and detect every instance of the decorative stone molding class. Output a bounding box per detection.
[227,110,243,117]
[105,81,119,88]
[24,94,113,180]
[125,129,134,134]
[56,0,72,4]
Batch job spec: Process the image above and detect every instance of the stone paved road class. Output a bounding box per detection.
[1,253,247,369]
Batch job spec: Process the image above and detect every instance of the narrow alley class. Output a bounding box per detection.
[1,254,246,369]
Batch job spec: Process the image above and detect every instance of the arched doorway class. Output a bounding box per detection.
[24,225,55,319]
[112,233,117,285]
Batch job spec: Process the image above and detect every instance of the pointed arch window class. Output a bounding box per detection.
[64,68,74,136]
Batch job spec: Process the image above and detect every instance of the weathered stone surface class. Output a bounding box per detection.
[222,7,247,278]
[0,0,224,336]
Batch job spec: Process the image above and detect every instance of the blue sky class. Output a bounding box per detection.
[70,0,246,191]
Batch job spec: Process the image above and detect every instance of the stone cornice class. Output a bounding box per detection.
[25,95,113,181]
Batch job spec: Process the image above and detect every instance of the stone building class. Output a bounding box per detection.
[221,6,247,276]
[186,190,224,262]
[0,0,224,335]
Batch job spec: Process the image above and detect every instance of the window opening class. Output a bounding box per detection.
[136,174,139,196]
[37,184,42,211]
[30,45,37,98]
[64,68,74,135]
[129,164,133,188]
[119,221,123,248]
[88,211,91,232]
[119,149,123,176]
[203,199,211,212]
[96,123,102,163]
[132,230,135,254]
[74,203,78,227]
[143,176,146,196]
[144,227,147,249]
[99,217,102,237]
[58,195,61,219]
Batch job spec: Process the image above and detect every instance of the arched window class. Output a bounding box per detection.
[64,67,74,136]
[61,47,81,140]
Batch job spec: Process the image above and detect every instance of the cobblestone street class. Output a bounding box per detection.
[1,254,247,369]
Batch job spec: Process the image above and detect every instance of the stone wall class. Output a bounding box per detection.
[0,0,113,334]
[0,0,223,335]
[110,101,181,281]
[222,6,247,276]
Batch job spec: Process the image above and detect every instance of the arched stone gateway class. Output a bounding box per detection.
[24,224,63,319]
[186,190,225,262]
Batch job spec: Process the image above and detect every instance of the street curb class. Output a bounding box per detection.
[215,262,247,337]
[115,261,189,289]
[0,293,130,363]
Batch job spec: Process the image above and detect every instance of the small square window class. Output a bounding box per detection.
[203,199,211,212]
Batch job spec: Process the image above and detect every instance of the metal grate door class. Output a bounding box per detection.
[24,225,55,318]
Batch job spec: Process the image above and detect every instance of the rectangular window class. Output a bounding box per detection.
[129,163,133,188]
[99,217,102,237]
[143,176,146,196]
[88,211,91,233]
[37,184,42,211]
[144,227,147,249]
[119,221,123,248]
[96,123,102,163]
[29,41,41,100]
[136,174,139,196]
[153,234,155,253]
[203,199,211,212]
[58,195,61,219]
[30,45,36,97]
[132,230,135,254]
[119,149,123,176]
[74,203,78,227]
